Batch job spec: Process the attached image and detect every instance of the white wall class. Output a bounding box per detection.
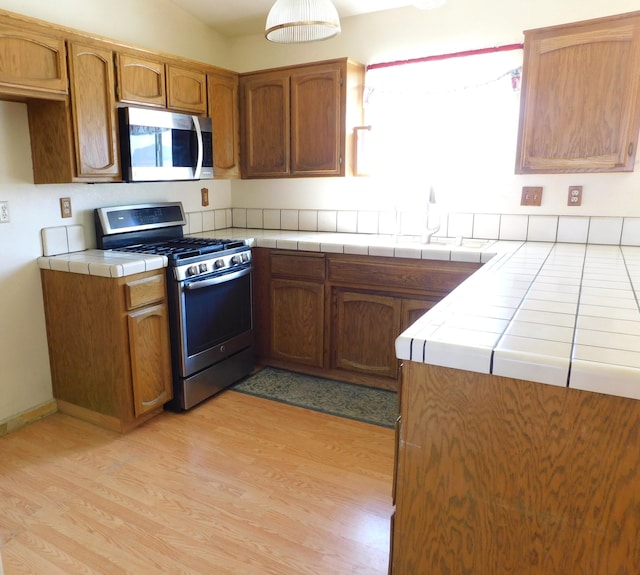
[0,0,233,424]
[228,0,640,216]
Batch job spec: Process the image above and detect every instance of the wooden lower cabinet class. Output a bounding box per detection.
[40,269,172,432]
[391,361,640,574]
[252,248,479,390]
[271,278,324,367]
[332,289,401,380]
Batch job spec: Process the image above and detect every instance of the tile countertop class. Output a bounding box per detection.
[37,249,167,278]
[396,241,640,402]
[36,228,500,277]
[38,228,640,402]
[195,228,503,264]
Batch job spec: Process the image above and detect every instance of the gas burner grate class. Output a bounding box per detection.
[113,237,246,261]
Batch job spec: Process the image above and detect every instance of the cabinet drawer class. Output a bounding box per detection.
[124,274,166,310]
[328,255,479,295]
[270,251,325,281]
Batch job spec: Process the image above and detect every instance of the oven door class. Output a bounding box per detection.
[173,265,253,377]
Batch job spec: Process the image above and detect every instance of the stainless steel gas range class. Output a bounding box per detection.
[95,202,253,410]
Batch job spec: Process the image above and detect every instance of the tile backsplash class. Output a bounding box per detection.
[190,208,639,247]
[40,210,640,258]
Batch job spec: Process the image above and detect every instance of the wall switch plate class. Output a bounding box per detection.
[201,187,209,207]
[0,201,9,223]
[521,186,543,206]
[60,197,72,218]
[568,185,583,206]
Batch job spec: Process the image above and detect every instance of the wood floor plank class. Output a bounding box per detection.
[0,391,394,574]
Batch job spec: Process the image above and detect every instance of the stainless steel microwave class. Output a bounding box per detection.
[118,106,214,182]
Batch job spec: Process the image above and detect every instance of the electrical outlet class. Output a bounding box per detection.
[0,201,9,223]
[521,186,543,206]
[60,197,72,218]
[568,185,583,206]
[201,187,209,207]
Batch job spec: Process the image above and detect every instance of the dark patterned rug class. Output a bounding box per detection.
[229,367,397,428]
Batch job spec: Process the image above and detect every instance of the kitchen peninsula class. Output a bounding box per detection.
[390,240,640,575]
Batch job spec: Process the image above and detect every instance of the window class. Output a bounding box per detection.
[364,46,523,209]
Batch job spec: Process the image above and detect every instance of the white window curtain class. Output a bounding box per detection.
[364,46,523,208]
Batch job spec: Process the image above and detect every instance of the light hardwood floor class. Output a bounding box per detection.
[0,390,394,575]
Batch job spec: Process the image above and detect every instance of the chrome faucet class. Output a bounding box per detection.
[421,186,441,244]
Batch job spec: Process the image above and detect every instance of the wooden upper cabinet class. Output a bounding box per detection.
[116,53,166,107]
[240,71,290,178]
[291,65,342,176]
[208,71,240,178]
[516,12,640,173]
[67,42,120,180]
[240,58,364,179]
[0,25,67,97]
[167,64,207,114]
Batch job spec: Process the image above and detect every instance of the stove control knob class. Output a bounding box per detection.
[231,255,242,265]
[199,263,208,273]
[241,252,249,263]
[187,265,199,277]
[214,258,225,269]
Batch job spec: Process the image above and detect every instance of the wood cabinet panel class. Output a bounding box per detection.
[0,25,67,97]
[291,66,342,176]
[253,248,479,391]
[40,269,172,432]
[125,273,166,310]
[328,254,480,297]
[67,42,120,180]
[167,64,207,114]
[240,58,364,179]
[516,12,640,173]
[240,72,290,177]
[117,53,166,107]
[270,251,325,280]
[391,361,640,574]
[128,303,172,417]
[401,298,437,331]
[270,278,324,367]
[208,71,240,178]
[332,290,401,379]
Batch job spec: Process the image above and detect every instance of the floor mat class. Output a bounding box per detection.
[229,367,398,428]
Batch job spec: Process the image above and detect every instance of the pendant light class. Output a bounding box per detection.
[265,0,341,43]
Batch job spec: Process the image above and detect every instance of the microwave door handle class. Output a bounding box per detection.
[192,116,204,179]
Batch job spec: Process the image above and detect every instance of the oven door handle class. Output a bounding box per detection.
[184,266,251,290]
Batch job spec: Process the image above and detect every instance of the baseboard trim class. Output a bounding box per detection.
[0,400,58,437]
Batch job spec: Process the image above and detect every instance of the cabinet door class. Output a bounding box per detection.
[208,71,240,178]
[117,53,166,107]
[290,65,343,176]
[0,26,67,96]
[127,302,173,417]
[332,289,401,379]
[516,14,640,173]
[401,298,437,332]
[240,72,290,178]
[67,42,120,180]
[167,64,207,114]
[271,278,324,367]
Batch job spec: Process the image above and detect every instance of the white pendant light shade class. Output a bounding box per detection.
[266,0,341,43]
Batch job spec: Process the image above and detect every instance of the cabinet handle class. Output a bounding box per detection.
[629,142,635,157]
